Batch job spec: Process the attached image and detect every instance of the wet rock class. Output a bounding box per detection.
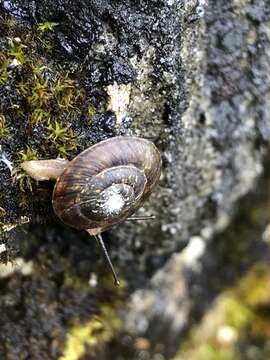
[0,0,270,359]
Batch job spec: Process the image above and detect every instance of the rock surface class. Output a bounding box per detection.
[0,0,270,359]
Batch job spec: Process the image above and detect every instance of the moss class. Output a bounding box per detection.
[30,108,51,125]
[60,320,103,360]
[173,263,270,360]
[37,21,59,33]
[192,345,238,360]
[238,264,270,339]
[63,270,127,294]
[46,120,78,157]
[0,113,9,139]
[16,62,82,121]
[0,52,9,84]
[2,16,17,30]
[53,73,82,111]
[61,271,126,359]
[1,30,85,164]
[63,273,92,291]
[7,37,28,64]
[59,304,122,360]
[15,147,38,192]
[25,77,51,107]
[237,264,270,307]
[87,104,96,119]
[18,146,38,162]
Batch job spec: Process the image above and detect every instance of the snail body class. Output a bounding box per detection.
[21,136,162,285]
[21,158,69,181]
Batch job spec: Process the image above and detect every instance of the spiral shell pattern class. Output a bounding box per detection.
[52,136,161,233]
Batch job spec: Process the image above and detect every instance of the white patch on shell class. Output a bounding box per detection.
[103,190,125,215]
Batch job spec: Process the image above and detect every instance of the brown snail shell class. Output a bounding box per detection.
[20,136,161,285]
[52,136,161,235]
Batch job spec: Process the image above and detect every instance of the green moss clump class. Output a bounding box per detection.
[0,15,17,33]
[173,263,270,360]
[1,20,85,164]
[7,38,28,64]
[37,21,59,33]
[0,114,9,139]
[87,104,96,118]
[191,345,238,360]
[60,304,122,360]
[30,108,51,125]
[46,120,78,157]
[18,146,38,162]
[15,147,39,192]
[53,73,82,110]
[0,52,9,84]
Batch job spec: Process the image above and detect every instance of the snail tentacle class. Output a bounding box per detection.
[93,233,120,286]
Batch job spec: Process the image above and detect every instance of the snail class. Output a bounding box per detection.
[21,136,162,285]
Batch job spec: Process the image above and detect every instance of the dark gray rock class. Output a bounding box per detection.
[0,0,270,359]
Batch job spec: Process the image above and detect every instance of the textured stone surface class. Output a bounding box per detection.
[0,0,270,359]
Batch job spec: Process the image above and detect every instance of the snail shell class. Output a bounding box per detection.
[52,136,161,235]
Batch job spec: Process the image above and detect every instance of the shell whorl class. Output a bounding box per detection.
[52,136,161,232]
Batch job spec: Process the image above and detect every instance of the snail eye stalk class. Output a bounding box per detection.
[127,215,156,221]
[94,233,120,286]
